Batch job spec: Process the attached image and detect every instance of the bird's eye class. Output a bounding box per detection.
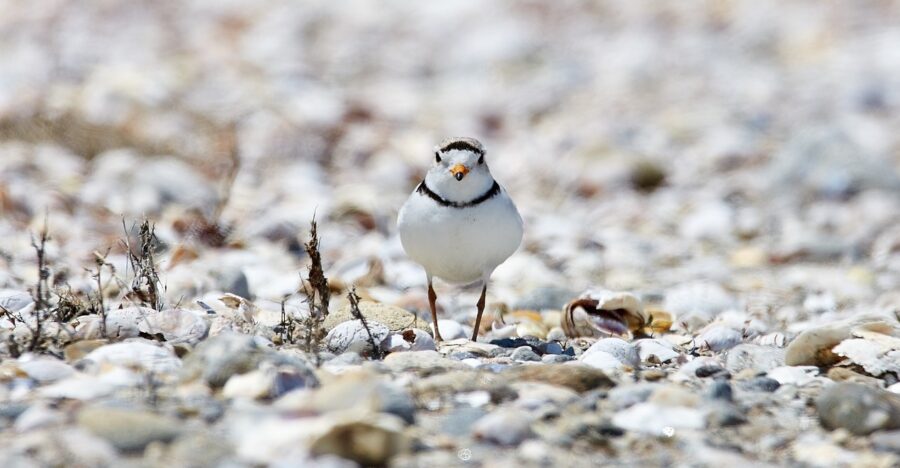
[477,154,484,164]
[435,151,442,163]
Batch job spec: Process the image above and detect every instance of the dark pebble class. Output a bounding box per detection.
[708,381,734,402]
[742,376,780,393]
[490,338,530,349]
[695,365,728,378]
[706,403,748,427]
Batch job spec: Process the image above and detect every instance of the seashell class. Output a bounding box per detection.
[753,332,787,347]
[562,290,648,339]
[830,322,900,376]
[784,313,900,366]
[647,309,673,334]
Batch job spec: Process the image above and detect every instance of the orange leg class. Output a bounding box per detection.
[471,283,487,342]
[428,280,443,342]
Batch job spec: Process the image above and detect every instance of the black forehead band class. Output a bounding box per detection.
[439,141,484,155]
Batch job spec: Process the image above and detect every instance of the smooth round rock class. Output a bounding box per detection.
[77,407,182,452]
[816,383,900,435]
[511,346,541,362]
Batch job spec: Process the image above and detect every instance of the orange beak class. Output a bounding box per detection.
[450,164,469,181]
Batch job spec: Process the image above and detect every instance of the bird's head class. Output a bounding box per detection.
[426,137,494,201]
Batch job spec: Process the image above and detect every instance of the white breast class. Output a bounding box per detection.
[397,187,523,284]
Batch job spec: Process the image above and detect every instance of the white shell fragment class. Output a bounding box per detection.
[784,314,900,367]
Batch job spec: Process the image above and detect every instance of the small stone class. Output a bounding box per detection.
[472,408,534,445]
[817,383,900,435]
[642,369,667,381]
[511,346,541,362]
[629,160,666,192]
[18,357,76,383]
[695,365,727,378]
[741,376,781,393]
[635,339,680,364]
[14,404,63,432]
[768,366,820,386]
[490,337,532,349]
[88,306,156,339]
[83,340,182,374]
[434,320,467,340]
[180,333,316,388]
[707,381,733,402]
[546,328,567,342]
[324,319,389,355]
[449,351,478,361]
[503,365,615,393]
[167,432,234,467]
[219,269,252,300]
[540,341,563,355]
[309,414,409,466]
[705,403,748,428]
[612,402,705,435]
[581,338,640,370]
[78,406,182,452]
[138,308,209,345]
[64,340,108,362]
[870,430,900,454]
[435,407,487,436]
[222,364,316,400]
[0,289,34,315]
[694,325,743,352]
[324,301,429,332]
[827,367,885,388]
[541,354,573,364]
[725,344,786,374]
[383,351,467,375]
[608,384,658,410]
[649,385,700,407]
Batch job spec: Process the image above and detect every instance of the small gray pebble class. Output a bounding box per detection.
[706,403,747,427]
[511,346,541,362]
[541,341,563,355]
[695,365,727,378]
[542,354,573,364]
[742,376,780,393]
[449,351,478,361]
[708,381,734,402]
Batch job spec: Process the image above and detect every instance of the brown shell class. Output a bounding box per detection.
[562,290,649,339]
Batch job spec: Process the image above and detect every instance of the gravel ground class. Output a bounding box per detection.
[1,1,900,466]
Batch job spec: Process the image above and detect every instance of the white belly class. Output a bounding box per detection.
[398,189,523,284]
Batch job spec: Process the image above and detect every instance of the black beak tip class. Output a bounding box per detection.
[455,173,464,181]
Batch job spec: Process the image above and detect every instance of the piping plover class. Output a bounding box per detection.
[398,137,523,342]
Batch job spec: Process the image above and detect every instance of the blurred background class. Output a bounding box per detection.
[1,0,899,320]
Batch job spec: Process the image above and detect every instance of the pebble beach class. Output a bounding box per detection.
[1,1,900,466]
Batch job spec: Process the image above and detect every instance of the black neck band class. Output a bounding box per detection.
[416,180,501,208]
